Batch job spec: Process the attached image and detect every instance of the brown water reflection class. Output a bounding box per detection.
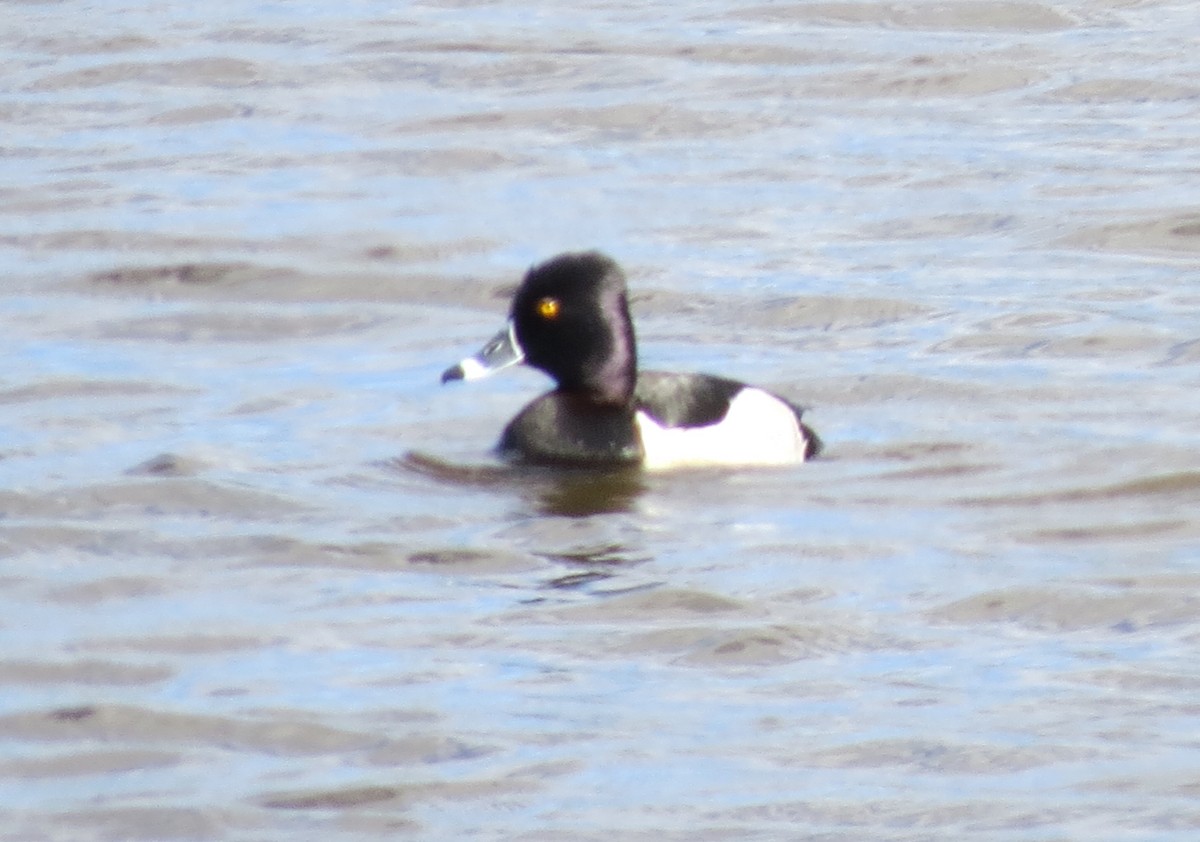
[398,451,648,517]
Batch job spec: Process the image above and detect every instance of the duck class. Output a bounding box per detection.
[441,251,821,469]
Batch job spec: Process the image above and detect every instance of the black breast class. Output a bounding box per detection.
[498,393,642,466]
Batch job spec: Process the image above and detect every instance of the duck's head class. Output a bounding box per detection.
[442,251,637,405]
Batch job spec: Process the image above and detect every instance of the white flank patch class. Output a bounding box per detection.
[634,388,810,471]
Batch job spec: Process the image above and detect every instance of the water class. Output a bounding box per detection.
[2,1,1200,839]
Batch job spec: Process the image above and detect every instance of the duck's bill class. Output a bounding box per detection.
[441,321,525,383]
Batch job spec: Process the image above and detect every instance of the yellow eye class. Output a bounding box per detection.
[536,297,560,319]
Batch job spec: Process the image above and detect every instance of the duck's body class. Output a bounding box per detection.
[442,252,820,469]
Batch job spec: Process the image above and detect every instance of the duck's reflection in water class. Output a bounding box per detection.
[397,450,646,517]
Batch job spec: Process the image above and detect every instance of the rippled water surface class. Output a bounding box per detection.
[3,1,1200,839]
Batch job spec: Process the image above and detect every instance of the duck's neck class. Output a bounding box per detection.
[585,289,637,406]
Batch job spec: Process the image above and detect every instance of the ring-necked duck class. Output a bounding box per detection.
[441,251,821,469]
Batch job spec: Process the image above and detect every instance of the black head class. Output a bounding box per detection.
[510,251,637,405]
